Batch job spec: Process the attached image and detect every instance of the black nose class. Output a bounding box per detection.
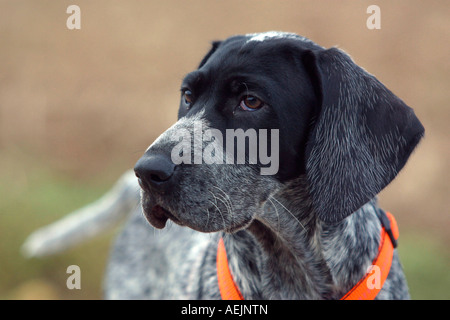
[134,154,176,190]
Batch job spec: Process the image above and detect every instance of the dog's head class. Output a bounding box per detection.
[135,32,424,231]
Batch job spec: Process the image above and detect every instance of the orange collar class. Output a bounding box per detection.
[216,211,399,300]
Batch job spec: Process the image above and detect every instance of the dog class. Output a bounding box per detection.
[23,32,424,300]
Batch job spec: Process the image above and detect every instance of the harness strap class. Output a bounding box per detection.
[341,211,399,300]
[216,237,244,300]
[216,211,399,300]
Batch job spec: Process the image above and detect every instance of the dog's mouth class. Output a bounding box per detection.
[138,177,270,232]
[143,205,183,229]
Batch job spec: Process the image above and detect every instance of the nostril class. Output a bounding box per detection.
[148,170,172,183]
[134,154,176,189]
[150,173,165,183]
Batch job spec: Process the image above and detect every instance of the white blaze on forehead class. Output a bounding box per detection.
[246,31,310,43]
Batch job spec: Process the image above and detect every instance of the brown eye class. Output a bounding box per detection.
[183,90,193,107]
[240,96,264,111]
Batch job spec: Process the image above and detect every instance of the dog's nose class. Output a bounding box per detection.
[134,154,176,190]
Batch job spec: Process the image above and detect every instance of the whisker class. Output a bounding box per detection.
[212,186,234,225]
[267,197,281,235]
[208,199,226,230]
[213,192,232,216]
[270,196,306,231]
[205,208,211,230]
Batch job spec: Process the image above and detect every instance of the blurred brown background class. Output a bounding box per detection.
[1,0,449,299]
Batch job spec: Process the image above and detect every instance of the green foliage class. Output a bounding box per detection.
[399,233,450,300]
[0,158,115,299]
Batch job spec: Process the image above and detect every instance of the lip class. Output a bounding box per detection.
[161,206,182,225]
[143,204,183,229]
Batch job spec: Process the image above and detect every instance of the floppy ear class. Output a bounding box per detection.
[198,41,222,69]
[303,48,424,223]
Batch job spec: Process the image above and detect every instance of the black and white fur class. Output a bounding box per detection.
[23,32,424,299]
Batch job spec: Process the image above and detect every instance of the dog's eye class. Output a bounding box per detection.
[239,96,264,111]
[183,90,194,107]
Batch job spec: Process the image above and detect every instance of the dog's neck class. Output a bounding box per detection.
[223,177,382,299]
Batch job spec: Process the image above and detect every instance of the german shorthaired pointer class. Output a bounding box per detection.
[24,32,424,300]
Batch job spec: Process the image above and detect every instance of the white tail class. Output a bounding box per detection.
[21,170,140,258]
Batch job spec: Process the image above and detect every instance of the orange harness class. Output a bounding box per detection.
[216,210,399,300]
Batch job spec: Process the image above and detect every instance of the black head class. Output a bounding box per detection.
[135,31,424,230]
[178,33,324,180]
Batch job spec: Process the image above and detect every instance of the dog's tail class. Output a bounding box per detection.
[21,170,141,258]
